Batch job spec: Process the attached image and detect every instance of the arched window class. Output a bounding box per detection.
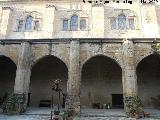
[118,14,126,30]
[25,16,33,31]
[70,15,78,31]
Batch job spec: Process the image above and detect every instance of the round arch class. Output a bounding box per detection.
[0,55,17,101]
[80,55,123,108]
[29,55,68,107]
[136,54,160,108]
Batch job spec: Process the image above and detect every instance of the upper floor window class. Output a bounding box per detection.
[17,14,41,32]
[80,19,86,30]
[63,19,68,31]
[128,18,135,30]
[110,17,116,30]
[62,15,88,31]
[34,20,40,31]
[18,20,24,32]
[110,13,135,30]
[70,15,78,31]
[118,14,126,30]
[25,16,33,31]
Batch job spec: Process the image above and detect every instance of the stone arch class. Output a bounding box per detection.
[0,55,17,100]
[135,51,154,68]
[81,54,122,71]
[29,55,68,107]
[136,54,160,108]
[80,54,123,108]
[32,54,68,69]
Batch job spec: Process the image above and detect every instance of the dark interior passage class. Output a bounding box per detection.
[0,56,17,101]
[30,56,68,107]
[137,54,160,108]
[81,55,122,108]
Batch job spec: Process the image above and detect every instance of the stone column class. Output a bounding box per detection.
[66,40,80,116]
[14,41,32,112]
[122,39,137,97]
[122,39,142,117]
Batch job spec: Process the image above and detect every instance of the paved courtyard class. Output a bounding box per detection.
[0,108,160,120]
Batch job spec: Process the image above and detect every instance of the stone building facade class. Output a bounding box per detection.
[0,0,160,116]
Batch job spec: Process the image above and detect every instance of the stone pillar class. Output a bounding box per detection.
[122,39,142,117]
[66,40,80,116]
[44,4,56,38]
[14,41,32,112]
[122,39,137,97]
[91,5,104,38]
[141,4,159,37]
[0,7,12,39]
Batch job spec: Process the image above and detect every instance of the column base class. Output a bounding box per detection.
[2,93,27,114]
[65,95,81,117]
[124,95,143,118]
[15,93,28,113]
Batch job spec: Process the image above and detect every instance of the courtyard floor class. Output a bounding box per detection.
[0,107,160,120]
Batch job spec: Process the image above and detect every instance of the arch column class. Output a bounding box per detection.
[66,40,80,116]
[14,41,32,111]
[122,39,137,96]
[122,39,139,116]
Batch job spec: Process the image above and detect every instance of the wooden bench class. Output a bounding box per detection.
[39,100,51,107]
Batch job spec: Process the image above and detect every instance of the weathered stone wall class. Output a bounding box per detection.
[0,39,159,114]
[81,55,122,106]
[0,0,160,114]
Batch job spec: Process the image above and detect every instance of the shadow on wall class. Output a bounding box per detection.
[29,55,68,107]
[137,54,160,108]
[0,56,17,105]
[80,55,122,108]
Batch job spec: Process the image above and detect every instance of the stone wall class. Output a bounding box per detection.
[0,0,160,39]
[0,39,159,114]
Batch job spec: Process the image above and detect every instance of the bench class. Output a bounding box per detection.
[144,112,150,118]
[39,100,51,107]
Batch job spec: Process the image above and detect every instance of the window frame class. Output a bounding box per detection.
[110,17,117,30]
[25,15,33,31]
[70,15,78,31]
[34,20,40,31]
[63,19,69,31]
[17,20,24,32]
[80,19,87,30]
[128,18,135,30]
[118,14,126,30]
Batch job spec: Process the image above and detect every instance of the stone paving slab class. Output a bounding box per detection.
[0,115,160,120]
[0,108,160,120]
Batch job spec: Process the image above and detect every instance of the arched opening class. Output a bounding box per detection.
[137,54,160,108]
[29,56,68,107]
[81,55,123,109]
[0,56,17,104]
